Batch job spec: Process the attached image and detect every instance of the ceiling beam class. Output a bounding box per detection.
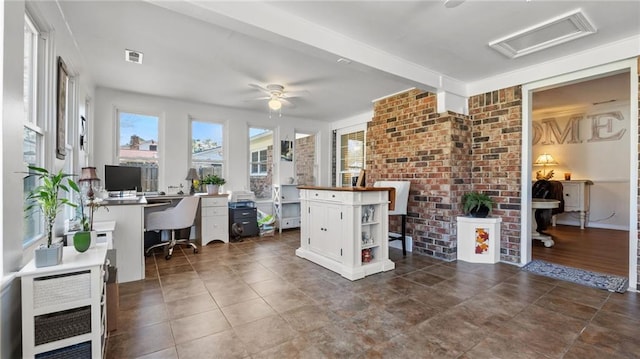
[149,0,468,100]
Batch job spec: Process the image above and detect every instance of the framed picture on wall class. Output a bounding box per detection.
[56,56,68,160]
[281,140,293,161]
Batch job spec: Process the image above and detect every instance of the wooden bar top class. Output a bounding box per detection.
[297,186,396,211]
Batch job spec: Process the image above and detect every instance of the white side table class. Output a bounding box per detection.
[457,216,502,263]
[65,220,116,249]
[553,180,593,229]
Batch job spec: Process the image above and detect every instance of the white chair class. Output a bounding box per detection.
[145,196,200,259]
[374,180,411,256]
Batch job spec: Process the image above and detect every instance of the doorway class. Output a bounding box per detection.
[521,59,639,289]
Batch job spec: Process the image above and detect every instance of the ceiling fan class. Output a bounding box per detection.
[247,83,308,111]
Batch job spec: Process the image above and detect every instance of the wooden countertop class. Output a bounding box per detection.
[297,186,396,210]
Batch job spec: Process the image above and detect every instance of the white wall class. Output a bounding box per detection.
[2,1,95,356]
[93,88,332,195]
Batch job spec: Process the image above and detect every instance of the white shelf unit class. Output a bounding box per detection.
[18,245,109,359]
[200,195,229,244]
[273,184,301,233]
[296,187,395,280]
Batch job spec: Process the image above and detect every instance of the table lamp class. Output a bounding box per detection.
[185,168,199,195]
[534,153,558,179]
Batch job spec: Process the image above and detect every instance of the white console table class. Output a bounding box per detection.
[552,180,593,229]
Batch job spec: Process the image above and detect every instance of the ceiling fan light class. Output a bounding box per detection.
[268,98,282,110]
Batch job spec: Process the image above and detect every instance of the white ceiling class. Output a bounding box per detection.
[49,0,640,121]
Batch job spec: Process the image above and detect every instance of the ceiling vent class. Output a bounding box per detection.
[125,49,143,64]
[489,10,596,59]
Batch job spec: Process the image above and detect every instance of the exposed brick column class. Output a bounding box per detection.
[468,86,523,263]
[368,86,522,263]
[367,89,472,260]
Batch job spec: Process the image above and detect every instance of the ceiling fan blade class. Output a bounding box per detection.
[282,90,309,99]
[243,95,271,102]
[248,83,271,94]
[280,98,296,108]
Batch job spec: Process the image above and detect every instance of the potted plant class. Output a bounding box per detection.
[73,192,108,252]
[462,191,495,218]
[201,174,226,195]
[24,166,80,266]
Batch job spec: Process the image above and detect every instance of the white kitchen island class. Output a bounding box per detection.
[296,186,396,280]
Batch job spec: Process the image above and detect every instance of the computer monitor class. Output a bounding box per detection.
[104,165,142,192]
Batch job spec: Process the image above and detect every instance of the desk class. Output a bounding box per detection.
[93,198,147,282]
[532,199,560,247]
[94,194,228,283]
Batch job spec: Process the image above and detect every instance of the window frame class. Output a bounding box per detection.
[250,148,269,176]
[115,109,161,192]
[335,124,367,187]
[189,118,225,183]
[22,13,48,248]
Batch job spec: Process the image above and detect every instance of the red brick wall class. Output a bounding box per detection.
[249,145,273,199]
[295,135,315,186]
[368,87,522,262]
[468,87,523,263]
[367,89,472,260]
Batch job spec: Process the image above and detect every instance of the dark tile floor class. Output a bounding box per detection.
[106,230,640,358]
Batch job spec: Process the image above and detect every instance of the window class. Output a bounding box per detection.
[249,127,273,200]
[23,14,45,246]
[117,111,159,192]
[336,125,366,187]
[251,149,268,175]
[191,120,224,181]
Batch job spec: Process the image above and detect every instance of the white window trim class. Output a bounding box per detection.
[114,108,162,192]
[250,147,268,176]
[335,123,367,187]
[189,117,225,177]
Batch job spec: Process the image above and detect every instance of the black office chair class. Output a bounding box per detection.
[145,196,199,259]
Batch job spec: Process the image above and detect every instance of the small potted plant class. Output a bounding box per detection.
[24,166,80,266]
[73,191,108,252]
[201,174,226,195]
[462,191,495,218]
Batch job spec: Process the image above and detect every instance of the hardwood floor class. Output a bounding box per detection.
[532,224,629,277]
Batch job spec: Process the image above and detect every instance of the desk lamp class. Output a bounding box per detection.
[185,168,199,195]
[79,166,100,230]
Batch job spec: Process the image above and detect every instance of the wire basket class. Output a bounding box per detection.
[34,271,91,309]
[35,341,91,359]
[34,306,91,345]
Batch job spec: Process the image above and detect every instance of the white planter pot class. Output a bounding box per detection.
[206,184,219,195]
[34,242,63,268]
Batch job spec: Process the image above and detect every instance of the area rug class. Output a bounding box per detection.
[521,260,628,293]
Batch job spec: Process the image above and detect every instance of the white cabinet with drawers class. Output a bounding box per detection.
[296,186,396,280]
[201,195,229,245]
[18,245,108,358]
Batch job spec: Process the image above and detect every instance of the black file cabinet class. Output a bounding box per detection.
[229,206,258,238]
